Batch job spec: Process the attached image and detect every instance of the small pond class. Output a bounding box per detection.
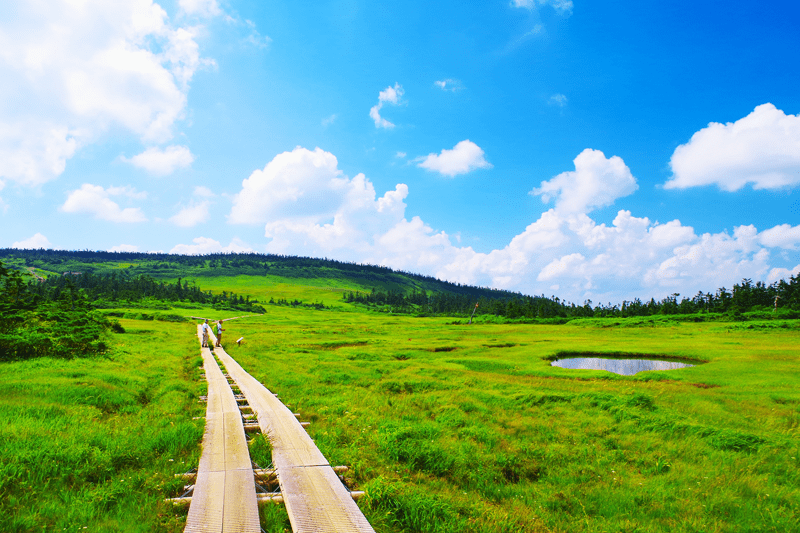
[551,356,696,376]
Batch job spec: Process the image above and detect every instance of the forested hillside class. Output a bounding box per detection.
[345,276,800,320]
[2,248,800,321]
[29,271,265,313]
[0,248,541,302]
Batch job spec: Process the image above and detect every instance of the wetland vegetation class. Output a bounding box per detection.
[0,250,798,532]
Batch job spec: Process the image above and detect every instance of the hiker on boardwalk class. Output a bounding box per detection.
[201,319,211,347]
[215,320,224,347]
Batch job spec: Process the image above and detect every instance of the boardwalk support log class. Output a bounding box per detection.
[254,468,277,480]
[257,494,284,505]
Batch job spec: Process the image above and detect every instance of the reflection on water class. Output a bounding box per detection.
[551,357,694,376]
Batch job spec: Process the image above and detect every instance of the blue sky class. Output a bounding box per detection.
[2,0,800,304]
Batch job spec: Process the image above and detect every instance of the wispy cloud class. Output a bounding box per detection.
[512,0,573,16]
[370,83,404,129]
[194,186,215,198]
[169,202,211,228]
[244,19,272,49]
[502,24,545,55]
[322,114,337,127]
[179,0,222,18]
[169,186,215,227]
[549,93,568,107]
[434,79,463,92]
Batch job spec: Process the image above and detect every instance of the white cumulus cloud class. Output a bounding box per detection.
[229,147,347,224]
[530,148,638,215]
[767,264,800,284]
[666,104,800,191]
[224,145,800,304]
[61,184,147,223]
[758,223,800,250]
[228,145,408,238]
[170,201,211,227]
[369,83,404,129]
[0,0,210,186]
[229,147,409,256]
[123,145,194,175]
[642,226,771,292]
[109,244,140,252]
[170,237,254,255]
[12,233,52,249]
[417,140,492,177]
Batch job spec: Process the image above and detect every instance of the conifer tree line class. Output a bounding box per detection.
[0,262,110,360]
[0,259,264,360]
[27,271,265,313]
[344,276,800,319]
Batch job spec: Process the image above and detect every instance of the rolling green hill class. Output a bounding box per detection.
[0,248,513,298]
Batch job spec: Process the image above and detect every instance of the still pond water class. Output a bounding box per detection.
[551,356,695,376]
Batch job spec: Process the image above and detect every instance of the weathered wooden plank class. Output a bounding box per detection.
[184,469,225,532]
[185,326,259,533]
[280,466,374,533]
[222,469,261,533]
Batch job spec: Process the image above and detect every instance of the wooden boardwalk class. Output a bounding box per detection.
[188,324,375,533]
[214,342,375,533]
[185,325,260,533]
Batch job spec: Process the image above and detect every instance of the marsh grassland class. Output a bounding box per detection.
[0,320,206,532]
[224,310,799,533]
[1,284,798,532]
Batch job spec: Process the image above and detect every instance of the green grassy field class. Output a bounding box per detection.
[193,274,355,308]
[0,318,208,532]
[1,276,798,532]
[222,308,799,533]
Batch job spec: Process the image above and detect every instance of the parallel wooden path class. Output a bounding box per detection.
[186,324,375,533]
[186,325,260,532]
